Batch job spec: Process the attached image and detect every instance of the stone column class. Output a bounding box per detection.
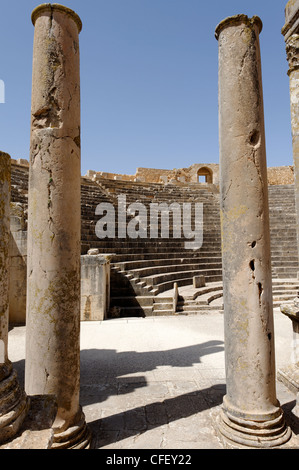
[278,302,299,417]
[25,4,90,449]
[282,1,299,263]
[0,151,28,444]
[279,0,299,421]
[215,15,291,448]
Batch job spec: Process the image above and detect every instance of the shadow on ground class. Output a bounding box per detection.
[9,338,299,449]
[86,383,226,448]
[78,340,225,448]
[79,340,224,402]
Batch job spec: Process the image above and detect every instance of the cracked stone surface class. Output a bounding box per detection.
[25,4,89,448]
[215,15,292,447]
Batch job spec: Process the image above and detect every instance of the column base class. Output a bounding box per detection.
[0,363,29,444]
[51,408,91,449]
[216,398,292,448]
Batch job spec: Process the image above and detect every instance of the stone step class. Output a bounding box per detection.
[111,306,151,317]
[153,301,174,311]
[143,268,223,286]
[115,256,223,271]
[110,296,154,307]
[272,290,299,296]
[87,247,223,256]
[128,263,222,279]
[155,274,223,294]
[108,251,223,262]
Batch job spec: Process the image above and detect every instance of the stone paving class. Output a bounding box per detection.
[7,309,299,449]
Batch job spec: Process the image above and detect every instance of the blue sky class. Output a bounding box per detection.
[0,1,293,176]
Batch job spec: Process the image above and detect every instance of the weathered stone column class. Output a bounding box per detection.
[279,0,299,420]
[25,4,90,448]
[282,1,299,261]
[0,151,28,444]
[215,15,291,448]
[278,302,299,417]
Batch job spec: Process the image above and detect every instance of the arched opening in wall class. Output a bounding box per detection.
[197,167,213,184]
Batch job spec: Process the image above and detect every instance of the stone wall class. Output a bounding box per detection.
[9,203,27,324]
[267,166,294,185]
[136,167,178,183]
[86,164,219,184]
[12,159,294,186]
[84,162,293,186]
[86,169,136,182]
[80,251,110,321]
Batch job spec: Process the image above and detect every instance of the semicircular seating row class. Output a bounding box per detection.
[10,163,299,317]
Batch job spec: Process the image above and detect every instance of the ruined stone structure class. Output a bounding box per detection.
[279,0,299,421]
[282,1,299,242]
[24,4,90,448]
[81,249,110,321]
[86,163,220,185]
[1,1,299,450]
[0,152,29,444]
[86,162,295,187]
[8,159,299,322]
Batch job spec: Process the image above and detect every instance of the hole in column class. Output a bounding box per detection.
[249,260,255,271]
[249,130,260,146]
[258,282,263,307]
[251,241,256,248]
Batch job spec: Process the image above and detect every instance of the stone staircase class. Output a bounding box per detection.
[9,163,299,318]
[11,163,29,207]
[268,184,298,279]
[151,278,299,316]
[149,185,299,316]
[84,177,223,316]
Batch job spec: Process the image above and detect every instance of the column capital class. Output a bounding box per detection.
[282,0,299,40]
[31,3,82,33]
[286,33,299,75]
[215,14,262,40]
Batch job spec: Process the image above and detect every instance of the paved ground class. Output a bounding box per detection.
[7,308,299,449]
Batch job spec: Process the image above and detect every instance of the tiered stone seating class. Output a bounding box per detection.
[80,177,115,255]
[10,162,299,318]
[11,163,29,206]
[83,177,223,316]
[268,185,298,279]
[167,184,299,315]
